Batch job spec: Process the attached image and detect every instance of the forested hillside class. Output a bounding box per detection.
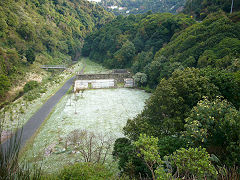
[82,12,195,80]
[83,3,240,179]
[0,0,113,100]
[183,0,240,20]
[99,0,186,15]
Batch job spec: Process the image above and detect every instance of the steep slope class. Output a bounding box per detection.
[99,0,186,15]
[0,0,113,100]
[151,12,240,80]
[82,12,195,69]
[183,0,240,20]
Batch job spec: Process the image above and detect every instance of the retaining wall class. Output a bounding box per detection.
[76,72,131,83]
[74,79,116,92]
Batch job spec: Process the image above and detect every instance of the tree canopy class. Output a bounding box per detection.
[0,0,113,98]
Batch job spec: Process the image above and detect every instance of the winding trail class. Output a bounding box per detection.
[1,65,85,152]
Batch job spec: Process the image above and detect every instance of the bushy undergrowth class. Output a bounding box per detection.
[23,81,39,93]
[55,163,114,180]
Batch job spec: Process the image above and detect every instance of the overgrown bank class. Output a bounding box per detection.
[0,0,114,104]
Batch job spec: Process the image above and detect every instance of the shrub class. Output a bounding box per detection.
[25,48,36,64]
[184,97,240,166]
[113,137,150,179]
[133,72,147,87]
[170,147,218,179]
[57,162,114,180]
[0,18,8,31]
[17,22,34,41]
[0,74,11,97]
[23,80,39,93]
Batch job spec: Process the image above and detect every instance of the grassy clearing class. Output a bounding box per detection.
[22,88,150,173]
[82,58,111,74]
[20,58,150,173]
[0,58,107,132]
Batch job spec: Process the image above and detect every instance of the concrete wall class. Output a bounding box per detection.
[74,72,134,92]
[74,79,116,92]
[76,72,131,83]
[124,78,134,88]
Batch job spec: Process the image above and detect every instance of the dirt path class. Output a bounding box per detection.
[1,65,85,151]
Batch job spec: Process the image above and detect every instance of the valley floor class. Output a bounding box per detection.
[12,58,150,173]
[22,88,150,173]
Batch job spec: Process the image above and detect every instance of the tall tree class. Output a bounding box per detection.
[231,0,234,14]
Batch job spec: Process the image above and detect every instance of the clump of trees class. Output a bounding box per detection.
[83,11,240,89]
[82,7,240,178]
[183,0,240,20]
[113,68,240,179]
[82,12,195,72]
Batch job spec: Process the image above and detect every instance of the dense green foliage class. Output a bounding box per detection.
[134,134,162,180]
[113,137,150,178]
[184,0,240,20]
[124,68,219,139]
[82,12,195,77]
[82,7,240,178]
[184,97,240,166]
[117,134,218,179]
[169,147,217,179]
[56,163,114,180]
[83,12,240,88]
[155,12,240,68]
[200,68,240,109]
[148,12,240,87]
[23,80,39,93]
[0,0,113,98]
[1,0,239,178]
[0,74,11,97]
[99,0,186,15]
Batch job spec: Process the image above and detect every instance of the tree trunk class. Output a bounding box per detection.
[230,0,234,14]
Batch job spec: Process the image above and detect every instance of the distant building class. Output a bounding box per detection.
[88,0,101,2]
[118,7,127,11]
[107,6,118,9]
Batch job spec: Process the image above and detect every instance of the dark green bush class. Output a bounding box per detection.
[23,89,41,101]
[0,74,11,98]
[23,80,39,93]
[25,48,36,64]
